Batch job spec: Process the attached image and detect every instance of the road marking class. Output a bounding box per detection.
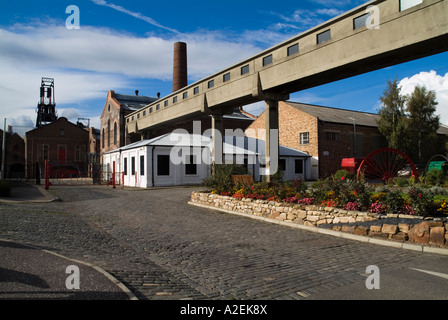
[410,268,448,280]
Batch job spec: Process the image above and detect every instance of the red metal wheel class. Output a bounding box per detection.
[357,148,418,182]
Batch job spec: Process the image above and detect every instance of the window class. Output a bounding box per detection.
[107,119,110,147]
[38,144,49,162]
[157,155,170,176]
[185,155,197,175]
[124,158,128,175]
[279,159,286,171]
[102,129,105,148]
[60,129,65,136]
[400,0,423,11]
[143,110,146,116]
[137,113,140,119]
[140,155,145,176]
[173,96,178,103]
[183,92,188,99]
[353,13,370,30]
[208,80,214,88]
[194,86,199,95]
[223,72,231,82]
[325,131,339,141]
[295,159,304,174]
[287,43,299,56]
[263,54,273,66]
[113,122,117,145]
[131,157,135,175]
[300,132,310,145]
[241,65,250,75]
[150,107,153,113]
[75,146,81,161]
[317,29,331,44]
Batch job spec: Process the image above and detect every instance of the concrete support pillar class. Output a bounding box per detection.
[264,100,279,182]
[211,114,224,176]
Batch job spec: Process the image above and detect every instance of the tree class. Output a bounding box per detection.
[405,85,441,165]
[377,79,408,150]
[377,81,444,167]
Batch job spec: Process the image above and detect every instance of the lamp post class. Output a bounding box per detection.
[348,117,357,157]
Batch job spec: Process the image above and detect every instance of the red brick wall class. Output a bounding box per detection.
[25,117,89,179]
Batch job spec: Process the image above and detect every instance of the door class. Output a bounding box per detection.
[58,146,66,164]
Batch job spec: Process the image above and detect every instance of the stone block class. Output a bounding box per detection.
[341,225,355,233]
[370,231,389,239]
[354,226,369,236]
[398,224,411,233]
[408,221,430,244]
[429,227,446,246]
[307,215,320,222]
[370,225,382,233]
[382,224,398,235]
[331,226,342,231]
[391,232,408,241]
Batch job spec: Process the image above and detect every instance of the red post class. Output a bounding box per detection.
[44,160,50,190]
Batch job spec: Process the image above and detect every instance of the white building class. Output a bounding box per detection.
[103,133,311,188]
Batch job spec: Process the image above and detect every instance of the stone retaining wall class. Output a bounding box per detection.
[190,192,448,248]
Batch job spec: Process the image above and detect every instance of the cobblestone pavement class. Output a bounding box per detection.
[1,185,447,300]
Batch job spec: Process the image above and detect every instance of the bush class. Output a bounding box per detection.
[0,180,11,197]
[424,168,448,186]
[202,164,247,194]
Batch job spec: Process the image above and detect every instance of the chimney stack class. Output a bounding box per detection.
[172,42,188,92]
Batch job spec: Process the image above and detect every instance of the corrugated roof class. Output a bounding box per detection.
[287,102,380,127]
[115,93,158,111]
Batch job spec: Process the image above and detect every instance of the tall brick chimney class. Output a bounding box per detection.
[172,42,188,92]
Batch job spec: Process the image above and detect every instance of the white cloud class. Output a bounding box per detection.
[0,22,263,130]
[399,71,448,125]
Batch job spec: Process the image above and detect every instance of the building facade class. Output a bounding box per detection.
[25,117,89,179]
[100,90,159,155]
[245,101,387,179]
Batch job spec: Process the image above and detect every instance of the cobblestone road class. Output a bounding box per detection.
[1,185,446,300]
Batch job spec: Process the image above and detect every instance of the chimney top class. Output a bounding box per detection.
[135,90,139,96]
[173,42,188,92]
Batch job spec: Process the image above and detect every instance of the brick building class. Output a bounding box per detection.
[25,117,89,179]
[100,90,257,158]
[100,90,159,154]
[245,101,386,179]
[0,129,26,179]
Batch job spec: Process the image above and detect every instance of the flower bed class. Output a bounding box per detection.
[207,174,448,218]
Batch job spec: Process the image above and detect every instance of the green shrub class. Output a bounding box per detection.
[202,164,247,194]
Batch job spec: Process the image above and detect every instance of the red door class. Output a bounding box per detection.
[59,146,66,164]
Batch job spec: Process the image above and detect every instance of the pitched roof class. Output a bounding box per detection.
[286,102,379,127]
[114,93,158,111]
[106,132,310,158]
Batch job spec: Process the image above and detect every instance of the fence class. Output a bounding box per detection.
[42,160,123,189]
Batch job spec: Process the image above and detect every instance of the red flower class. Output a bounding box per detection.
[354,190,357,195]
[341,176,345,181]
[418,193,422,198]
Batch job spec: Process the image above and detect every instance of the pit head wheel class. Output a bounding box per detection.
[356,148,418,182]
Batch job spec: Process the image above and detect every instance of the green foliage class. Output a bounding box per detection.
[424,168,448,186]
[201,164,247,194]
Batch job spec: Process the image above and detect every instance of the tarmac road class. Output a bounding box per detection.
[0,183,447,303]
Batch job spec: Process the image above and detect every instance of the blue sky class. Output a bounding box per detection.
[1,0,447,130]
